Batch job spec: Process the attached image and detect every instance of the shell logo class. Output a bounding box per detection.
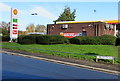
[60,32,64,36]
[13,9,18,15]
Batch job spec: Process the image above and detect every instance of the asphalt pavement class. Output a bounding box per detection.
[1,53,119,79]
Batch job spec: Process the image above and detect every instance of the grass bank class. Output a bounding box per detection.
[1,42,120,64]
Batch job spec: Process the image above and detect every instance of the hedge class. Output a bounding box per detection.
[18,35,69,45]
[18,35,40,44]
[115,37,120,46]
[69,35,117,45]
[2,34,117,45]
[99,35,117,45]
[36,35,69,44]
[1,35,10,42]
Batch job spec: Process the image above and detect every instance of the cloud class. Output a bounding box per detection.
[18,23,26,31]
[19,10,30,15]
[31,6,57,20]
[0,3,11,12]
[0,3,57,20]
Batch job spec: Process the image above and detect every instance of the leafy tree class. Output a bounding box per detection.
[35,25,46,32]
[54,6,76,22]
[26,24,35,33]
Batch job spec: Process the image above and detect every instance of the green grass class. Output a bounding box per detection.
[1,42,120,64]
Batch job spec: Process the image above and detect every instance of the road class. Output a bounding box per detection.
[1,53,119,79]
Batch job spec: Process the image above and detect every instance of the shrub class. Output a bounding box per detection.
[20,39,35,44]
[18,35,39,44]
[81,36,101,45]
[2,35,10,42]
[99,35,117,45]
[18,35,69,45]
[69,37,80,44]
[69,36,101,45]
[17,35,26,44]
[36,35,51,44]
[49,35,69,44]
[69,35,116,45]
[36,35,69,44]
[115,37,120,46]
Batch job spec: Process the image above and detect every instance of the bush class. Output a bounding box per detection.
[99,35,117,45]
[69,37,80,44]
[36,35,51,44]
[1,35,10,42]
[18,35,69,45]
[115,37,120,46]
[18,35,39,44]
[36,35,69,45]
[69,36,101,45]
[17,35,26,44]
[69,35,116,45]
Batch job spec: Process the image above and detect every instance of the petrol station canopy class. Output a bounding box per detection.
[56,20,120,24]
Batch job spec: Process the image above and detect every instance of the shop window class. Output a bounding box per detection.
[104,24,110,29]
[62,24,68,29]
[109,25,114,29]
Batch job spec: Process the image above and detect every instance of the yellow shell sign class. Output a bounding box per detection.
[13,9,18,15]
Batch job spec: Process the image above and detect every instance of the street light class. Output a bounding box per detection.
[28,13,38,33]
[31,13,37,15]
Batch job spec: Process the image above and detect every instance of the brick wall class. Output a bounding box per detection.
[47,22,115,36]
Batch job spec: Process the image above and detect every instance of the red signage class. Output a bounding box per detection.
[13,24,18,26]
[13,30,17,34]
[60,33,79,38]
[13,27,18,29]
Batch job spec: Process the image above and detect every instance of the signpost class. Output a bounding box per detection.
[9,8,18,42]
[96,56,114,64]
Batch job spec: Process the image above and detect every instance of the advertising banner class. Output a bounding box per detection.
[60,32,82,38]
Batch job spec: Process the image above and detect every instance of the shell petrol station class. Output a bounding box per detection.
[47,20,120,38]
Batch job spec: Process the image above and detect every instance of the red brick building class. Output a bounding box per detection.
[47,20,119,38]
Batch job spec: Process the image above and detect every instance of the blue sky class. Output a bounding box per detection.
[0,2,118,31]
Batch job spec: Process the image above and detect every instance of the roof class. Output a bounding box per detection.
[104,20,120,24]
[56,21,102,24]
[56,20,120,24]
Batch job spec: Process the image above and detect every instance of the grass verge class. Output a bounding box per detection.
[1,42,120,64]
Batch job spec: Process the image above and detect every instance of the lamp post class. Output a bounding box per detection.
[30,13,37,34]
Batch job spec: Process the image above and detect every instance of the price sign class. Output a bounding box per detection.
[10,8,18,39]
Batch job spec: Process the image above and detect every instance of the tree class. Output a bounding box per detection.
[26,24,35,33]
[54,6,76,22]
[0,21,10,35]
[35,25,46,32]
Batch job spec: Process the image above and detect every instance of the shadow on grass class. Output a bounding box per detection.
[84,53,99,56]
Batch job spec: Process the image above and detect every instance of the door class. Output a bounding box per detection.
[82,31,87,36]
